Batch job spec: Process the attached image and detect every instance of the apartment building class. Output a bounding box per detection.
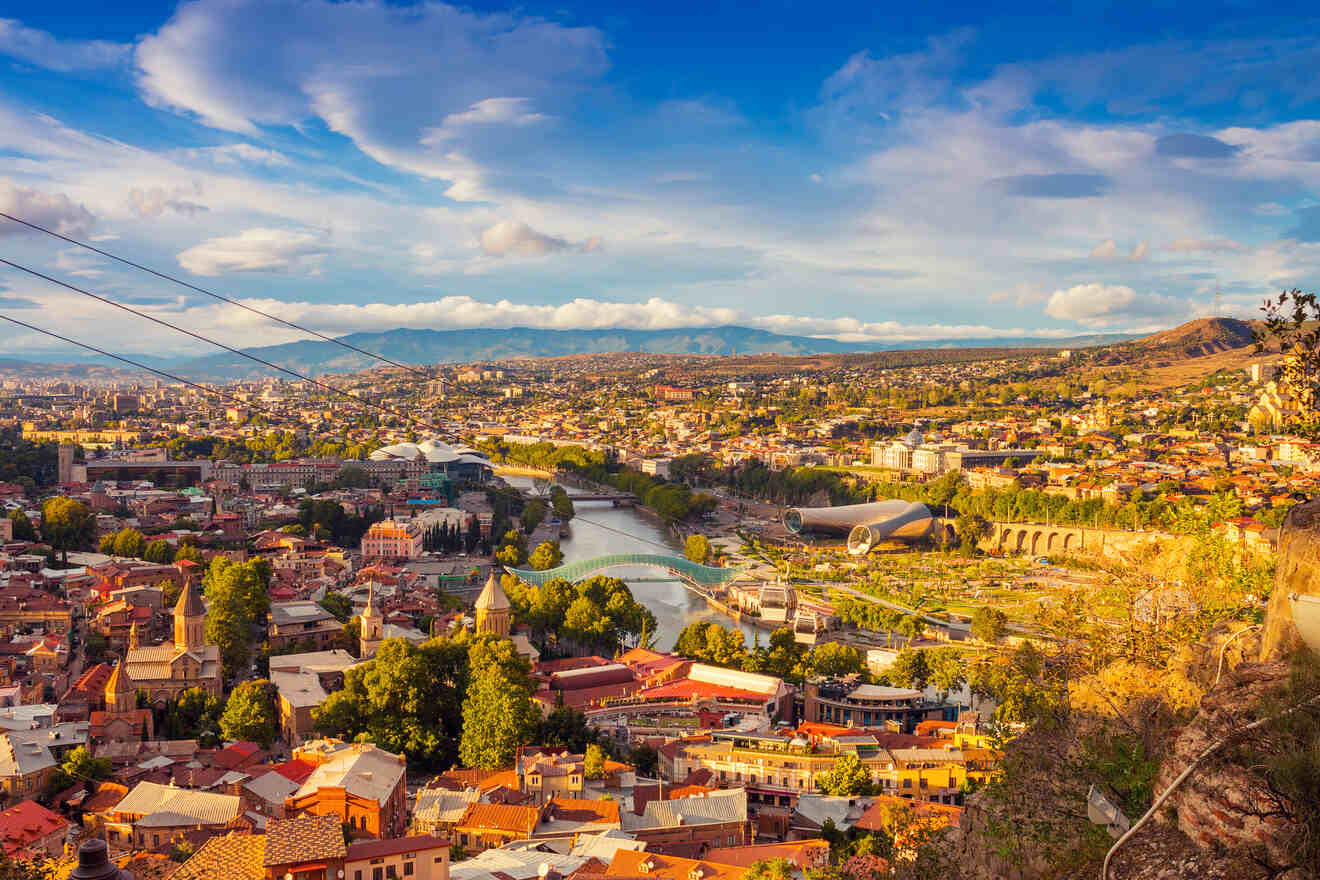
[361,519,424,560]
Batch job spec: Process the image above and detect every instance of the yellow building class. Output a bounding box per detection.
[122,582,222,704]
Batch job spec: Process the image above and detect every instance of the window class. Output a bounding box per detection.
[355,873,362,880]
[373,870,383,880]
[386,867,397,879]
[404,863,414,877]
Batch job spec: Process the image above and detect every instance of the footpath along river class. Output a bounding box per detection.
[500,474,758,651]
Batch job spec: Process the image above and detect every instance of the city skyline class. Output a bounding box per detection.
[1,1,1320,355]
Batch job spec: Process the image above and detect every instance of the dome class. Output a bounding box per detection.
[902,429,923,447]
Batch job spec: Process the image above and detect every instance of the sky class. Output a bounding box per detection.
[2,0,1320,356]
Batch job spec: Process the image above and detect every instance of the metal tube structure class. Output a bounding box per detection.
[782,500,935,555]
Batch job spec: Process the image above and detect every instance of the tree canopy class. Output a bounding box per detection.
[219,679,278,747]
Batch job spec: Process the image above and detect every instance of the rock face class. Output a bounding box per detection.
[1144,661,1294,874]
[1261,498,1320,660]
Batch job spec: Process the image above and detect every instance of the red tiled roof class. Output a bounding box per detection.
[456,802,540,836]
[346,834,449,861]
[0,800,68,857]
[636,680,766,701]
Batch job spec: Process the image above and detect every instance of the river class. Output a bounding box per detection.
[500,474,758,651]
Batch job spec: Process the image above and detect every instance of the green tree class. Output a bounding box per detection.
[40,496,95,563]
[316,636,470,769]
[549,486,575,523]
[173,543,203,564]
[629,744,659,778]
[163,687,223,743]
[521,498,547,534]
[745,859,795,880]
[970,606,1008,644]
[888,649,931,689]
[143,538,172,564]
[47,745,111,793]
[319,593,354,622]
[529,540,564,571]
[683,533,712,565]
[203,557,271,677]
[815,752,873,796]
[584,743,606,779]
[219,679,278,747]
[808,642,866,678]
[536,706,598,753]
[7,510,36,542]
[113,528,146,559]
[97,533,115,555]
[459,636,540,769]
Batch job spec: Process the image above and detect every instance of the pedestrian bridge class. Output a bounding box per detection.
[507,553,751,590]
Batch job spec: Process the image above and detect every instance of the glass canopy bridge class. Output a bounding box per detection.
[506,553,752,591]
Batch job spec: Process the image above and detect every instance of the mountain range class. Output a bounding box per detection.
[0,324,1141,380]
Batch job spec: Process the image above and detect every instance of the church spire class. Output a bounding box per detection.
[173,581,206,651]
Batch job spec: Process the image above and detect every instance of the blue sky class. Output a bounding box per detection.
[1,0,1319,354]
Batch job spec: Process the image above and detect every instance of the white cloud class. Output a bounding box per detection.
[0,178,94,237]
[177,228,329,275]
[1045,283,1188,326]
[0,18,129,72]
[133,0,607,198]
[1129,241,1148,261]
[1166,237,1244,252]
[128,186,208,218]
[422,98,550,144]
[479,221,571,258]
[1088,239,1120,259]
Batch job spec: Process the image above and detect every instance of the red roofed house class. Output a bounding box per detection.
[344,834,450,880]
[0,799,70,859]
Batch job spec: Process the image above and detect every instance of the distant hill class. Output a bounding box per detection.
[170,325,1136,380]
[1097,317,1258,364]
[0,324,1143,381]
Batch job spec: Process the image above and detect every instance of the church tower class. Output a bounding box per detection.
[128,621,140,651]
[173,581,206,651]
[104,661,135,714]
[475,572,511,638]
[360,581,384,659]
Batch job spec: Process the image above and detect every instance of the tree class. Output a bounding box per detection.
[203,557,271,677]
[537,706,598,753]
[7,510,35,542]
[970,606,1008,644]
[47,745,111,793]
[459,636,540,769]
[173,543,203,564]
[219,679,278,747]
[815,752,873,796]
[317,636,470,769]
[143,538,172,564]
[319,593,354,622]
[163,687,223,743]
[888,649,930,689]
[744,859,795,880]
[808,642,866,678]
[529,541,564,571]
[584,743,606,779]
[39,497,95,563]
[1257,288,1320,436]
[521,498,547,534]
[630,744,659,778]
[113,528,146,559]
[684,534,711,565]
[927,649,968,703]
[550,486,575,523]
[97,533,115,555]
[494,529,528,567]
[898,614,925,645]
